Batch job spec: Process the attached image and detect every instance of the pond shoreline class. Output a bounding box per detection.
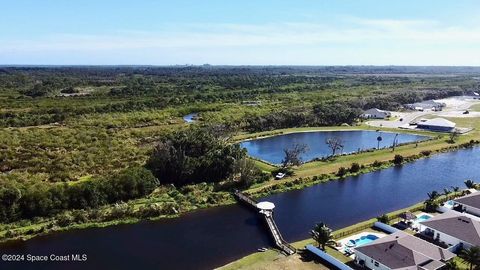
[1,139,478,245]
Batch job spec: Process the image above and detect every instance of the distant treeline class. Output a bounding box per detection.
[244,86,466,132]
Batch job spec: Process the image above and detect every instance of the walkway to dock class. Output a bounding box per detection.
[234,190,296,255]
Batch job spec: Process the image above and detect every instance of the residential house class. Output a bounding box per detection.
[453,192,480,217]
[419,211,480,251]
[354,231,455,270]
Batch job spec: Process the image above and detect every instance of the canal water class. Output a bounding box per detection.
[240,130,428,164]
[1,147,479,270]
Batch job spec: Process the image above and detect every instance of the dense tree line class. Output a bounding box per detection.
[246,102,362,132]
[0,167,159,222]
[146,126,264,186]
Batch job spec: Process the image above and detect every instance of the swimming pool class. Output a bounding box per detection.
[350,234,379,247]
[416,214,432,222]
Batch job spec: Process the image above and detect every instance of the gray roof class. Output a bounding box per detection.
[454,192,480,210]
[363,108,390,115]
[355,231,454,270]
[420,211,480,246]
[406,100,444,108]
[417,118,456,128]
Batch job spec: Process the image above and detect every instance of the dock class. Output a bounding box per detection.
[234,190,296,255]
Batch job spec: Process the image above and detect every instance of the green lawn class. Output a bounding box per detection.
[245,117,480,194]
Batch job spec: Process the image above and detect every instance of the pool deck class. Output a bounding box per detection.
[334,231,387,257]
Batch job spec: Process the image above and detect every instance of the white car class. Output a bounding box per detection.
[275,172,286,179]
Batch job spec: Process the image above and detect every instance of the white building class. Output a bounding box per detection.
[416,118,456,132]
[404,100,445,111]
[419,211,480,251]
[453,192,480,217]
[361,108,392,119]
[354,231,455,270]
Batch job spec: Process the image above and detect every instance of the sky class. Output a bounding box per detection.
[1,0,480,65]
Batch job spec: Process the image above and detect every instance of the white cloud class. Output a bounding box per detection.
[1,18,480,65]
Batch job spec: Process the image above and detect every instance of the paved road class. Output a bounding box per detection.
[366,97,480,129]
[366,111,429,128]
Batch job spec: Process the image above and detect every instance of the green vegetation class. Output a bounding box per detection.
[146,126,266,186]
[459,246,480,270]
[0,167,159,222]
[1,66,480,242]
[310,222,334,250]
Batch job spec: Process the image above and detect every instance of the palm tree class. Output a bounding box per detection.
[451,186,460,193]
[444,260,458,270]
[377,135,383,149]
[311,222,334,250]
[460,246,480,270]
[427,190,440,200]
[465,180,477,189]
[424,199,440,213]
[443,188,451,199]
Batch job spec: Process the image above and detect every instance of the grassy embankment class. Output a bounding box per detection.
[241,116,479,196]
[2,117,478,244]
[218,196,473,270]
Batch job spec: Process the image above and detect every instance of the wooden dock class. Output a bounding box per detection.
[234,190,296,255]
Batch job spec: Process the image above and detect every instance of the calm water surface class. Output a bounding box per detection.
[1,147,479,270]
[241,130,428,164]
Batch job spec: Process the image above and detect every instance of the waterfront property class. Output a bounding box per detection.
[2,148,480,270]
[354,231,455,270]
[416,118,456,132]
[453,191,480,216]
[336,232,387,255]
[240,130,428,164]
[419,211,480,251]
[234,191,296,255]
[361,108,391,119]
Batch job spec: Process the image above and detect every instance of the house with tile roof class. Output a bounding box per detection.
[354,231,455,270]
[453,192,480,217]
[419,211,480,251]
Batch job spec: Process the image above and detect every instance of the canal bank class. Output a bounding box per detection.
[1,147,480,270]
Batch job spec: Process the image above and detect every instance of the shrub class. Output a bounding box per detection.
[393,154,404,165]
[56,212,74,227]
[377,214,389,224]
[420,150,432,156]
[336,167,348,177]
[372,160,383,167]
[71,210,89,224]
[349,163,361,173]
